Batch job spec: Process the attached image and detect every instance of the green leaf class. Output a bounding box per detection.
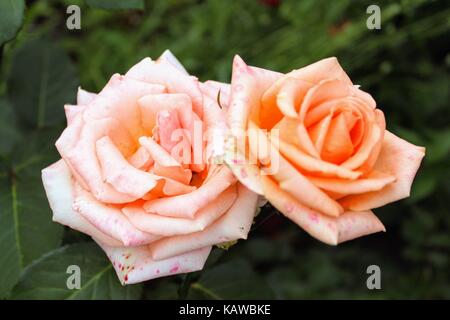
[0,98,21,156]
[86,0,144,10]
[12,242,143,299]
[7,38,78,128]
[188,259,274,299]
[0,130,63,298]
[0,0,25,45]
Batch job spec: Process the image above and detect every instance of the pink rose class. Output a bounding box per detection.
[42,51,258,284]
[226,56,425,245]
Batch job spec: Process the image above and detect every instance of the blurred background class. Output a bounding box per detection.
[0,0,449,299]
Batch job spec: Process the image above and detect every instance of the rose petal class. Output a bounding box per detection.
[125,57,203,117]
[96,241,211,284]
[77,87,96,105]
[261,176,385,245]
[309,171,396,195]
[157,49,189,75]
[144,165,236,218]
[41,160,121,246]
[149,183,258,260]
[85,74,165,139]
[123,186,236,236]
[96,136,158,199]
[340,131,425,210]
[73,188,159,246]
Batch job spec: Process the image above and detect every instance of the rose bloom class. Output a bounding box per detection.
[42,51,258,284]
[226,56,425,245]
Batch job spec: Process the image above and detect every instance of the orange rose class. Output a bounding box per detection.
[226,56,425,245]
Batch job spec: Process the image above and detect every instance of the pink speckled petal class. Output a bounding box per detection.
[340,131,425,211]
[337,210,386,243]
[261,176,385,245]
[96,242,211,284]
[73,188,159,247]
[41,160,121,246]
[149,183,258,260]
[123,186,236,236]
[228,55,281,135]
[144,165,236,218]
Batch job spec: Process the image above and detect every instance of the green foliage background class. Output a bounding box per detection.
[0,0,449,299]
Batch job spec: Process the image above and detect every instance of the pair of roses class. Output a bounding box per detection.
[42,51,425,284]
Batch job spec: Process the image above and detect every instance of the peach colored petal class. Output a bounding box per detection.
[96,136,158,199]
[308,111,333,154]
[144,165,236,218]
[309,171,396,195]
[149,183,258,260]
[251,122,344,217]
[145,176,196,197]
[77,87,96,105]
[127,146,153,170]
[341,113,383,169]
[125,57,204,117]
[96,241,211,284]
[139,136,180,167]
[261,176,385,245]
[138,93,193,133]
[286,57,353,85]
[55,114,90,190]
[156,109,182,153]
[228,55,281,134]
[223,138,264,195]
[123,186,236,236]
[321,113,354,164]
[297,123,321,158]
[41,160,121,246]
[157,49,189,75]
[73,187,159,247]
[276,77,311,117]
[151,162,192,185]
[64,104,85,125]
[85,74,165,139]
[340,131,425,211]
[200,80,231,108]
[277,138,361,179]
[66,117,137,203]
[337,211,386,243]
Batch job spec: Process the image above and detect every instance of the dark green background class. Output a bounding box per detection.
[0,0,449,299]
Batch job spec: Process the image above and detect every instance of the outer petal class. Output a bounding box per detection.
[340,131,425,210]
[157,49,189,75]
[73,187,159,247]
[77,87,96,105]
[261,176,385,245]
[96,241,211,284]
[228,55,281,135]
[41,160,121,246]
[149,184,258,260]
